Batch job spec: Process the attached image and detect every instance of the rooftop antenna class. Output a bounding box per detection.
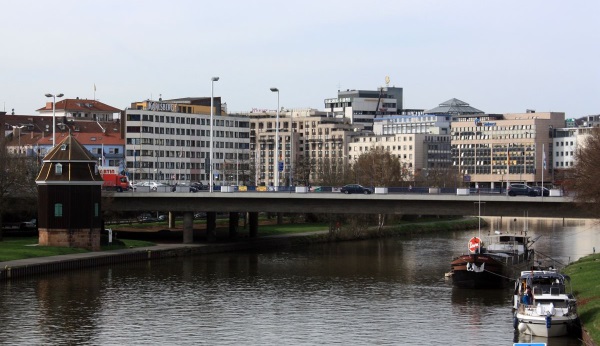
[385,76,390,87]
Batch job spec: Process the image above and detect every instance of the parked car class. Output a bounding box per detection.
[507,183,536,196]
[137,213,158,223]
[134,181,167,191]
[157,214,167,221]
[531,186,550,196]
[340,184,372,194]
[20,218,37,229]
[189,182,208,192]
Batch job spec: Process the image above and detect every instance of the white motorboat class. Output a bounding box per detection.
[512,269,581,338]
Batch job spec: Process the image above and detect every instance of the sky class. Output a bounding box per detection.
[1,0,599,118]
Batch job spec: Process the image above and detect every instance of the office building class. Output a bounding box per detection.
[124,98,250,185]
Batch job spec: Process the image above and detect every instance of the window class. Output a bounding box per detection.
[54,203,63,217]
[55,163,63,175]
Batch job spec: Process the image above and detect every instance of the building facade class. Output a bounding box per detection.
[124,98,250,186]
[247,108,356,187]
[324,87,403,132]
[451,111,565,188]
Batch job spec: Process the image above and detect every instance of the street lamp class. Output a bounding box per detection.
[209,77,219,193]
[270,87,280,190]
[45,93,64,148]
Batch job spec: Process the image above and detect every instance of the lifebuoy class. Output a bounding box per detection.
[468,237,481,253]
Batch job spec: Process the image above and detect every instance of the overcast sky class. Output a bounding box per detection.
[1,0,598,118]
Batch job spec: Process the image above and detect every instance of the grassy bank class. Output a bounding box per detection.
[0,217,481,262]
[0,238,155,262]
[562,253,600,344]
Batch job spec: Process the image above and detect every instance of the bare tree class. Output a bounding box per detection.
[571,127,600,216]
[414,166,463,188]
[294,156,314,186]
[313,157,349,186]
[351,147,412,186]
[0,137,38,241]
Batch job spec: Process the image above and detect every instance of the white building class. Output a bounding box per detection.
[124,98,250,186]
[324,86,403,132]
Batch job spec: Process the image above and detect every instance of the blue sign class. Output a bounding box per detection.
[278,161,284,172]
[513,343,546,346]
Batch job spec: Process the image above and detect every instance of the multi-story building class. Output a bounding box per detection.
[551,126,598,187]
[349,110,453,180]
[124,98,250,185]
[324,86,403,132]
[247,108,356,187]
[451,110,565,188]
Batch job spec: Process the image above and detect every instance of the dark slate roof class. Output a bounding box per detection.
[36,135,103,184]
[424,98,484,115]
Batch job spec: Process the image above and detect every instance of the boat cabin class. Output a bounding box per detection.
[486,235,530,254]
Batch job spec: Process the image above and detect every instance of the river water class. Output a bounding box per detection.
[0,218,597,346]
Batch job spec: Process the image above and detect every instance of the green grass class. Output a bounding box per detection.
[253,223,329,236]
[563,253,600,343]
[0,237,155,262]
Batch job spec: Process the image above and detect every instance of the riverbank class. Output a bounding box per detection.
[563,253,600,346]
[0,217,481,281]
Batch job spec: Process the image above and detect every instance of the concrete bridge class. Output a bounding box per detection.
[103,191,594,243]
[105,192,591,219]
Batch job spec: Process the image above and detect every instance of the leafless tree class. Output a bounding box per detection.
[351,147,412,186]
[313,157,349,186]
[414,166,463,188]
[571,127,600,216]
[0,137,38,240]
[294,156,314,186]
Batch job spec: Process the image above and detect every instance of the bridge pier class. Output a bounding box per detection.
[168,211,176,229]
[183,211,193,244]
[207,212,217,242]
[229,212,239,239]
[249,212,258,238]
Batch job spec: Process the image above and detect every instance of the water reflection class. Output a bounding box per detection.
[0,218,596,345]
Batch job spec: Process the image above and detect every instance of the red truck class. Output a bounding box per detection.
[98,166,131,192]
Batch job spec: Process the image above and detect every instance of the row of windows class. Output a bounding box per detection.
[128,113,249,128]
[126,138,249,150]
[557,161,574,167]
[127,126,246,139]
[556,151,574,157]
[355,135,414,143]
[349,145,414,152]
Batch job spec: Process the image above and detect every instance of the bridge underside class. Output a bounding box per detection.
[104,193,594,219]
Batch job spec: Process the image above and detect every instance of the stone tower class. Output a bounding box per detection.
[35,135,104,250]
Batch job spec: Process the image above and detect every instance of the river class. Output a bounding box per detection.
[0,217,597,345]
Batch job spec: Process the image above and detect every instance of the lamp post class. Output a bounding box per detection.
[209,77,219,193]
[270,87,280,190]
[45,93,64,148]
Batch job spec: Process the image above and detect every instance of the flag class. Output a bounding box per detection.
[94,83,96,92]
[101,144,106,166]
[543,151,547,170]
